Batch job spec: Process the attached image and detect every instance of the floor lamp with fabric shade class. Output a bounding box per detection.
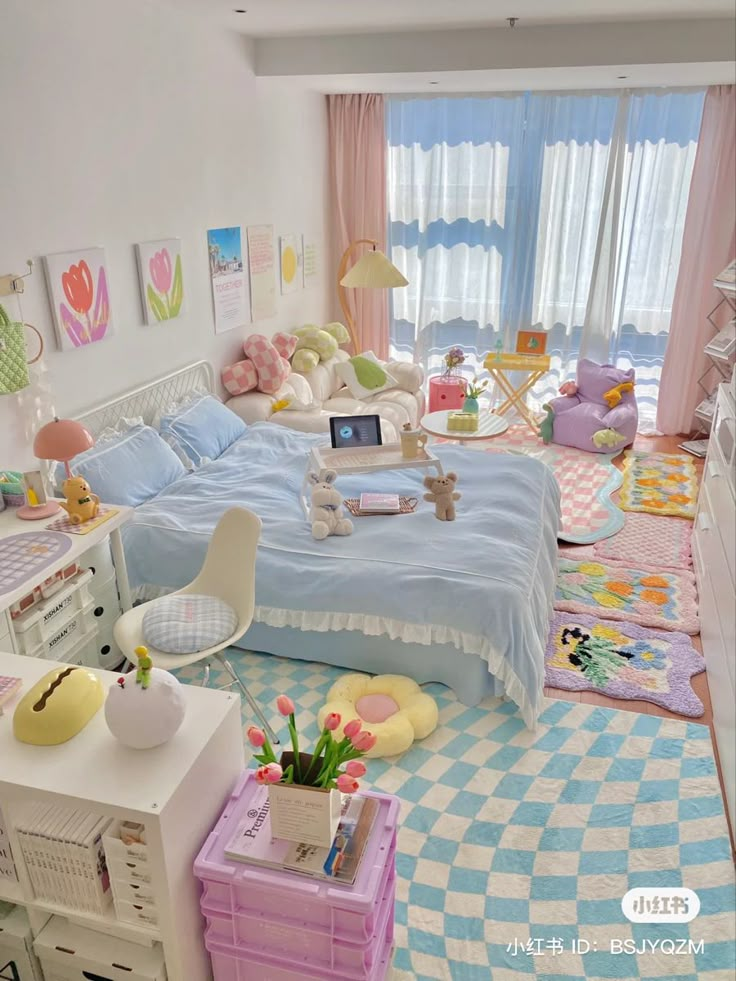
[337,239,408,353]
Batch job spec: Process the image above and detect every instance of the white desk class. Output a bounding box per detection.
[0,651,244,980]
[0,505,133,657]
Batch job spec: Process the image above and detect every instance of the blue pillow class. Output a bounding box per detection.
[159,394,246,467]
[61,425,186,507]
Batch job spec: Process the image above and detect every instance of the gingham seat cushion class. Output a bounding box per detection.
[142,594,238,654]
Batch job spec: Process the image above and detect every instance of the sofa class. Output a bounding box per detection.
[225,351,425,443]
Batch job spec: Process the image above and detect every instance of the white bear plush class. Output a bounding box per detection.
[308,470,353,540]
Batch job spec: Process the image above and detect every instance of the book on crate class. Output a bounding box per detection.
[358,493,401,514]
[14,805,112,913]
[225,787,378,885]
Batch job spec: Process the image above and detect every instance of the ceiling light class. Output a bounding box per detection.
[233,8,247,12]
[429,81,439,85]
[617,75,628,79]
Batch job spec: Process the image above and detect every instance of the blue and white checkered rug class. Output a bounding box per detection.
[178,649,736,981]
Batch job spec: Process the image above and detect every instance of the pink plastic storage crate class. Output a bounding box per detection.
[203,870,394,977]
[205,917,394,981]
[429,375,467,412]
[194,771,399,946]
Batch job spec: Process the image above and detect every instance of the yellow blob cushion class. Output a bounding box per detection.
[317,673,439,758]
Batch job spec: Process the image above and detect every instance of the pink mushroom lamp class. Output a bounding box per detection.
[21,418,96,520]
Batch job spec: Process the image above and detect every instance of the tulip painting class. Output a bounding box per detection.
[136,239,185,324]
[44,247,115,351]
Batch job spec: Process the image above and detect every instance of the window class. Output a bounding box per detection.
[387,90,704,427]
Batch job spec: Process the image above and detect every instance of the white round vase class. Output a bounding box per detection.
[105,667,186,749]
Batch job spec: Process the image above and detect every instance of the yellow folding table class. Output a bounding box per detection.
[483,351,551,430]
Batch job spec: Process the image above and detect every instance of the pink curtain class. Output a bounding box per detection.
[327,94,388,358]
[657,85,736,435]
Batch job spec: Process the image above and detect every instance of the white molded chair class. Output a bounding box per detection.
[113,507,278,743]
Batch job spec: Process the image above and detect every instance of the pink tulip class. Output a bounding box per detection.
[343,719,362,739]
[255,763,283,784]
[247,726,266,748]
[352,731,377,752]
[345,760,366,778]
[324,712,341,731]
[336,774,360,793]
[149,249,173,294]
[276,694,295,716]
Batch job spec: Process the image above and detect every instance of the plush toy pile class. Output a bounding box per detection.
[221,323,351,398]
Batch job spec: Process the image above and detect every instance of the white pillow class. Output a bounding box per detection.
[335,352,398,401]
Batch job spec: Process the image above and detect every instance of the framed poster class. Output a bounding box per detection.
[247,225,277,320]
[279,234,300,295]
[302,237,318,288]
[207,227,250,333]
[136,239,185,324]
[43,247,114,351]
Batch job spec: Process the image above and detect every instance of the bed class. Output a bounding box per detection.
[76,362,561,727]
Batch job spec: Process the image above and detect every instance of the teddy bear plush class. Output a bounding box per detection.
[308,470,353,540]
[423,472,461,521]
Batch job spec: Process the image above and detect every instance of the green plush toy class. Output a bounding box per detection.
[291,322,350,373]
[539,404,555,444]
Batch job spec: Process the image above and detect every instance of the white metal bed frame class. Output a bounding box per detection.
[75,360,215,439]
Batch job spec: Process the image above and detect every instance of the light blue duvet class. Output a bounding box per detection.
[123,424,560,725]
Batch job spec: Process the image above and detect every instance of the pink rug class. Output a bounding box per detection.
[560,512,693,570]
[482,425,623,544]
[555,556,700,634]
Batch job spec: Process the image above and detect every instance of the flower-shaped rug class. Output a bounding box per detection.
[317,673,439,757]
[555,557,699,634]
[619,450,698,518]
[545,611,705,716]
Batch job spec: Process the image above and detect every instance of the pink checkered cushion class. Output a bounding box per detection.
[271,332,298,360]
[221,358,258,396]
[243,334,289,395]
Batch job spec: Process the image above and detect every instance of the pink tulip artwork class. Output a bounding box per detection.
[44,246,115,351]
[136,238,185,324]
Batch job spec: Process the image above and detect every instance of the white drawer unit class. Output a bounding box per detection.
[693,383,736,834]
[0,906,44,981]
[11,571,94,654]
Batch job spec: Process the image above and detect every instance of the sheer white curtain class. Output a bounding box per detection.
[387,90,704,428]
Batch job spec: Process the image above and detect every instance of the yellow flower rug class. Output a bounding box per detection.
[555,557,699,634]
[619,450,698,518]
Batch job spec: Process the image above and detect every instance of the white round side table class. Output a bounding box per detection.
[420,409,509,447]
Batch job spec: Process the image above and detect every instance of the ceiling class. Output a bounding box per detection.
[164,0,733,38]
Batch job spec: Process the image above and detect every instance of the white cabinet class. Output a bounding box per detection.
[0,652,245,981]
[693,383,736,833]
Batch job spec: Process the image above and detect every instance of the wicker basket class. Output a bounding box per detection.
[0,470,25,507]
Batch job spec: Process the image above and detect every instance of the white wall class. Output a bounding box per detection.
[0,0,331,470]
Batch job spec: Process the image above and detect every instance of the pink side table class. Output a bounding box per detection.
[428,375,466,413]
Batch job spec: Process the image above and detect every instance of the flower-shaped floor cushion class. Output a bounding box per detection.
[317,673,439,758]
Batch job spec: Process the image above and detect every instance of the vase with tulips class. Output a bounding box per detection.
[246,694,376,846]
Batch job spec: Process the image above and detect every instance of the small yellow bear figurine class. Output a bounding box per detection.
[59,475,100,525]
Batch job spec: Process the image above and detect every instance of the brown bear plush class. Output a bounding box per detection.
[423,472,461,521]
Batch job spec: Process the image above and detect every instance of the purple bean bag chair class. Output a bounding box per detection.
[541,359,638,454]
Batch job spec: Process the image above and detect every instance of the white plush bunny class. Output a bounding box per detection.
[308,470,353,540]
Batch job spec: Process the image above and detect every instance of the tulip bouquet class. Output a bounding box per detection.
[247,695,375,794]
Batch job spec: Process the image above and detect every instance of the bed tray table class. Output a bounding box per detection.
[301,442,444,516]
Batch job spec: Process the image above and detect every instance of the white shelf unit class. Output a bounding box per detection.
[0,652,245,980]
[694,260,736,433]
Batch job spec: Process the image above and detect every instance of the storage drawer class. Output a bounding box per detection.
[108,857,152,885]
[12,570,94,648]
[110,877,156,905]
[103,823,149,863]
[15,600,97,659]
[114,897,159,928]
[702,454,735,582]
